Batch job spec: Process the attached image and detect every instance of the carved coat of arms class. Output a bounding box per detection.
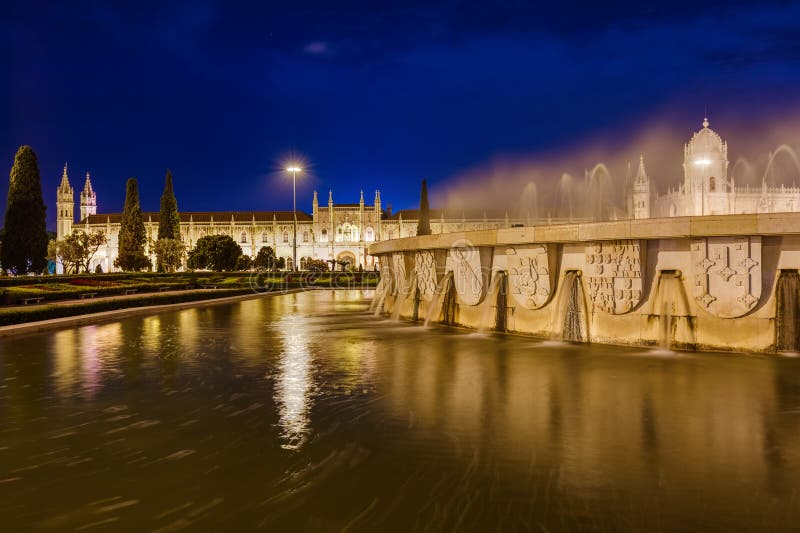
[585,240,644,314]
[691,237,761,318]
[448,244,489,306]
[508,245,553,309]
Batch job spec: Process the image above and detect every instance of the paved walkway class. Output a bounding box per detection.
[2,287,231,311]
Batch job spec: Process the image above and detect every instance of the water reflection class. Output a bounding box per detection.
[1,291,800,531]
[273,314,313,449]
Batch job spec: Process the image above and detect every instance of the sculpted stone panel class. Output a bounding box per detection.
[391,252,409,295]
[691,236,761,318]
[415,251,437,300]
[585,240,645,314]
[448,243,491,306]
[508,245,554,309]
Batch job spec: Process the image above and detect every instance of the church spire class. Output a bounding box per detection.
[58,163,71,192]
[635,154,648,184]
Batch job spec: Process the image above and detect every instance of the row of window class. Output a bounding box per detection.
[238,227,377,244]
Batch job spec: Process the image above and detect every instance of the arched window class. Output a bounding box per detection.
[365,227,374,242]
[283,232,289,243]
[303,231,309,243]
[709,176,716,192]
[388,230,394,240]
[320,229,328,242]
[240,231,247,243]
[261,232,268,243]
[286,257,293,270]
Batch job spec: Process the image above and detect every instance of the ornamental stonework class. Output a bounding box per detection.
[415,251,437,300]
[585,240,644,314]
[392,252,408,295]
[691,236,761,318]
[448,244,487,306]
[508,245,553,309]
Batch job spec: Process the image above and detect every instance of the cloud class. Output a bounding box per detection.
[303,41,330,56]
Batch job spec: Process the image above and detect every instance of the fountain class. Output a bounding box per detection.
[776,270,800,352]
[494,271,508,333]
[561,271,587,343]
[557,173,575,220]
[761,145,800,188]
[520,182,539,225]
[424,271,453,328]
[476,271,506,334]
[391,269,416,321]
[372,273,391,317]
[586,163,613,221]
[440,272,457,326]
[651,271,695,350]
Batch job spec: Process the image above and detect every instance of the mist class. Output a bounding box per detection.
[434,103,800,221]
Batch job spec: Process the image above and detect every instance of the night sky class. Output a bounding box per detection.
[3,1,800,229]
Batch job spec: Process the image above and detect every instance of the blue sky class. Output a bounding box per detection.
[2,1,800,227]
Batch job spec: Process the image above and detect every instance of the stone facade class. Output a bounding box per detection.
[370,214,800,353]
[627,118,800,219]
[55,172,508,272]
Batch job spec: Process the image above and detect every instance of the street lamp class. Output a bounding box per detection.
[286,166,302,271]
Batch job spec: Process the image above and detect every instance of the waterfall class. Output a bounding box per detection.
[369,275,387,312]
[776,270,800,352]
[495,271,508,333]
[561,272,587,343]
[440,272,457,326]
[373,283,389,317]
[391,270,416,321]
[656,271,680,351]
[424,271,453,328]
[476,271,508,334]
[477,272,501,334]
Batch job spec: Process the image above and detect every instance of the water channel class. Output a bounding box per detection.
[1,290,799,531]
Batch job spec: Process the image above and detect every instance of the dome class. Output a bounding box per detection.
[686,117,726,162]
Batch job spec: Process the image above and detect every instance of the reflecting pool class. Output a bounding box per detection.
[1,290,800,531]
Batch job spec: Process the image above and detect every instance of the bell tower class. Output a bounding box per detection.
[80,172,97,221]
[633,155,650,219]
[56,163,74,240]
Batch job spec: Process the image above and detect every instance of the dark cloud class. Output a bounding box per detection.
[1,1,800,228]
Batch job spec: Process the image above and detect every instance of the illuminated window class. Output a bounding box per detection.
[365,227,374,242]
[303,231,309,243]
[240,231,247,243]
[320,229,328,242]
[262,232,268,243]
[283,232,289,243]
[709,176,716,192]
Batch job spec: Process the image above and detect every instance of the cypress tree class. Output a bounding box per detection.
[157,169,180,240]
[114,178,150,271]
[417,179,432,236]
[2,146,48,273]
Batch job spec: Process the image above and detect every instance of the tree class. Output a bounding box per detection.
[417,178,432,236]
[57,230,107,273]
[2,146,48,273]
[154,238,185,273]
[236,254,253,271]
[157,169,181,240]
[114,178,151,271]
[253,246,277,271]
[187,234,242,271]
[304,258,330,272]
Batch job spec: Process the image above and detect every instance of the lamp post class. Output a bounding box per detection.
[286,166,302,271]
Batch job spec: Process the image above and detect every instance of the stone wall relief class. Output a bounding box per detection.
[447,242,492,306]
[415,251,437,300]
[585,240,645,314]
[691,236,761,318]
[507,245,555,309]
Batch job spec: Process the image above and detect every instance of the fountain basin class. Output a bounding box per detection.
[370,213,800,353]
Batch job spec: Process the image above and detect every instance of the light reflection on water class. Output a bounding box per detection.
[274,314,313,449]
[0,289,799,531]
